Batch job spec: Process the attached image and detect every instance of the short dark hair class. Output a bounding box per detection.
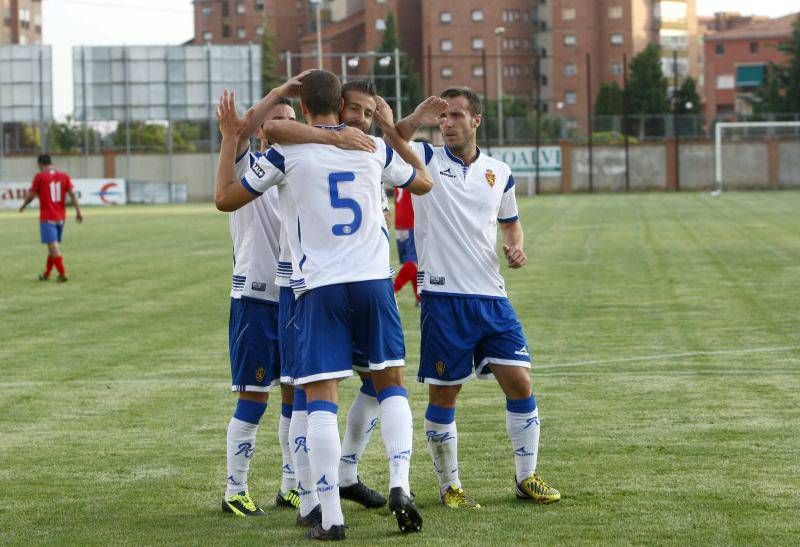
[300,70,342,116]
[275,97,293,107]
[440,86,482,116]
[341,79,376,98]
[37,154,52,165]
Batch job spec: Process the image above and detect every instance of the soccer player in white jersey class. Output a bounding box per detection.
[215,70,433,540]
[390,87,561,508]
[220,99,290,518]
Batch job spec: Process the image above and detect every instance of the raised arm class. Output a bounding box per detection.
[215,90,259,212]
[375,97,433,195]
[262,120,376,152]
[394,96,449,142]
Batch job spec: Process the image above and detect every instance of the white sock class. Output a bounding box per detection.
[278,410,296,492]
[378,388,413,496]
[307,402,344,529]
[289,402,319,517]
[226,417,259,498]
[506,396,540,481]
[339,389,380,487]
[424,404,460,494]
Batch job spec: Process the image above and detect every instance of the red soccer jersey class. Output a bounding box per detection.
[394,187,414,230]
[30,169,74,222]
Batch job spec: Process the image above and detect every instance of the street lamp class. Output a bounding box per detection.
[310,0,323,69]
[494,26,506,145]
[378,55,392,67]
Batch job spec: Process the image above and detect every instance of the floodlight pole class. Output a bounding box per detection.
[81,46,89,177]
[341,54,347,83]
[394,47,402,120]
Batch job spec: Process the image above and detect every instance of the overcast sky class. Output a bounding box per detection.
[42,0,797,119]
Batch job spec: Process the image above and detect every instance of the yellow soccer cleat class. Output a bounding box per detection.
[515,473,561,504]
[222,491,266,517]
[440,485,481,509]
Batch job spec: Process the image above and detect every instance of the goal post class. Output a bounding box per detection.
[714,121,800,194]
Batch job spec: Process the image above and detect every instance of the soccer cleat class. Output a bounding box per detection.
[515,473,561,504]
[56,275,68,282]
[388,487,422,534]
[340,477,387,508]
[306,523,346,541]
[275,488,301,509]
[296,504,322,527]
[439,485,481,509]
[38,273,49,281]
[221,491,266,517]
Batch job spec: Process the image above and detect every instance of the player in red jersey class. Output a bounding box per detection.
[393,184,419,304]
[18,155,83,282]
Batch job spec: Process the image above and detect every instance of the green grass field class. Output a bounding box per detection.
[1,192,799,545]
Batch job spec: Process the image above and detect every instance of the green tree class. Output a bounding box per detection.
[260,22,282,94]
[626,43,669,115]
[749,16,800,113]
[373,11,424,116]
[673,76,701,114]
[595,81,624,116]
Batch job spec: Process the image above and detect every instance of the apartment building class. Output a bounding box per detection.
[0,0,42,44]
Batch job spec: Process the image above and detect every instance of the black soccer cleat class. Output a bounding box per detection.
[276,488,301,509]
[38,273,49,281]
[306,523,346,541]
[56,275,68,282]
[388,487,422,534]
[296,504,322,528]
[221,492,266,517]
[340,477,387,508]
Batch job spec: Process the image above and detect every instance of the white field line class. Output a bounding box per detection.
[0,346,798,388]
[535,345,800,370]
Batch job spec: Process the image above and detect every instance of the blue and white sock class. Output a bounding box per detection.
[278,402,296,493]
[424,403,460,494]
[339,378,380,487]
[226,399,267,498]
[378,386,413,496]
[289,389,319,517]
[506,396,540,481]
[307,400,344,529]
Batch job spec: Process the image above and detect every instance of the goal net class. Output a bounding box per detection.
[714,121,800,194]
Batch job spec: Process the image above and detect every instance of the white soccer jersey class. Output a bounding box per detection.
[410,142,519,298]
[240,125,416,294]
[230,150,282,301]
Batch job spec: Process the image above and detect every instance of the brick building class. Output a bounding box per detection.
[0,0,42,44]
[703,12,798,124]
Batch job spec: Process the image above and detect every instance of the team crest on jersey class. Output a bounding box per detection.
[255,367,266,382]
[485,169,496,187]
[435,360,446,376]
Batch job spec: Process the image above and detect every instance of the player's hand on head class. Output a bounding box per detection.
[503,244,528,269]
[336,126,377,153]
[415,96,449,126]
[374,97,394,128]
[279,69,314,98]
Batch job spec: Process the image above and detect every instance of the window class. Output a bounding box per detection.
[562,8,576,20]
[611,62,623,75]
[472,37,484,50]
[439,11,452,23]
[716,74,734,89]
[237,27,246,38]
[441,66,453,78]
[236,3,245,14]
[472,66,484,77]
[375,18,386,30]
[540,74,548,85]
[565,91,577,105]
[19,35,28,44]
[202,7,212,16]
[660,29,688,50]
[221,1,229,17]
[472,10,484,22]
[610,33,623,45]
[223,25,231,38]
[660,1,687,22]
[715,43,724,55]
[564,34,576,46]
[255,25,264,35]
[255,1,264,10]
[564,63,577,76]
[608,6,622,18]
[750,42,759,53]
[440,39,453,52]
[203,31,213,41]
